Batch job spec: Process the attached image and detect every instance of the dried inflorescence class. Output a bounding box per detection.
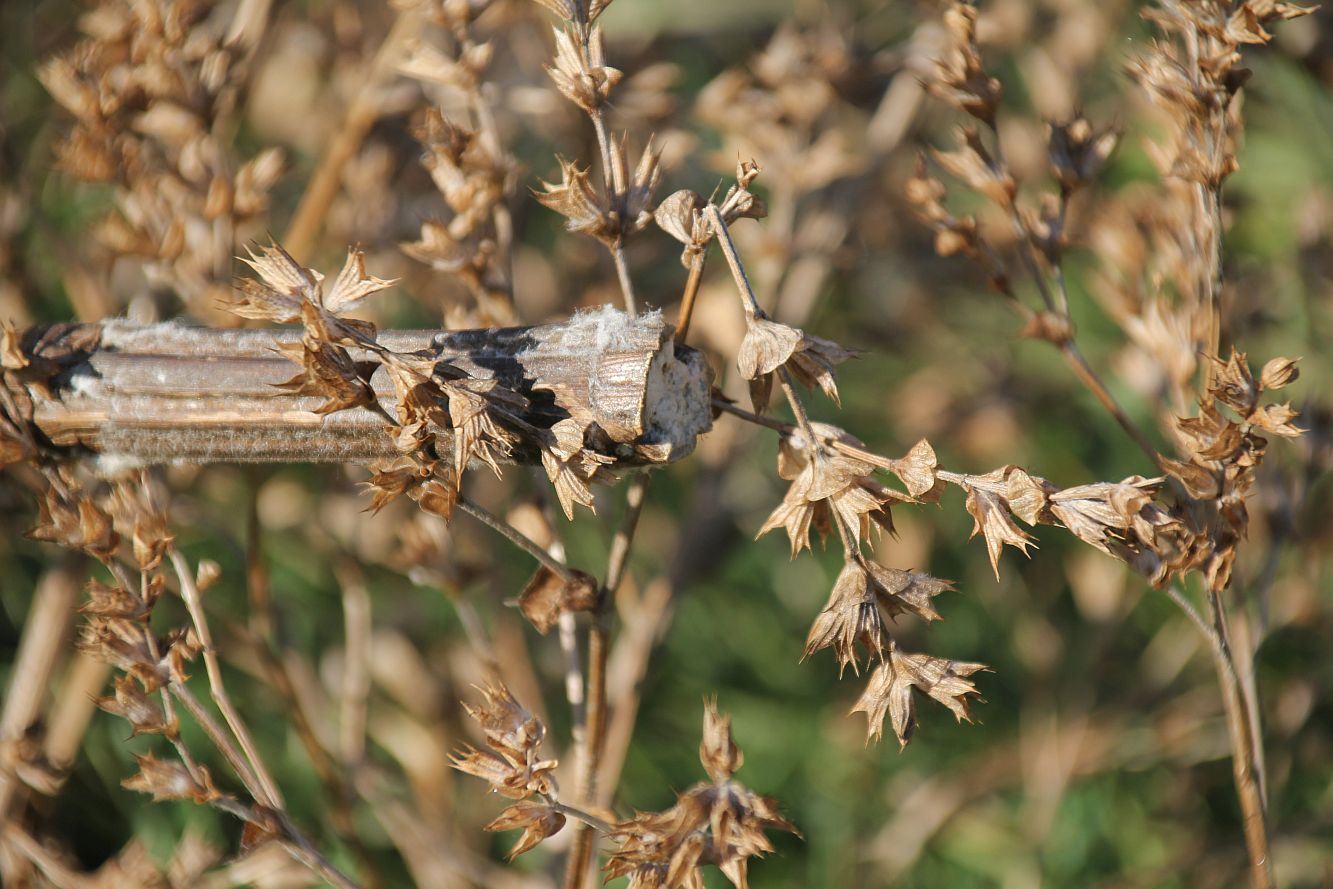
[397,1,522,323]
[603,701,798,889]
[39,0,281,318]
[898,5,1308,881]
[697,201,988,747]
[451,690,797,885]
[536,141,662,249]
[451,683,560,801]
[7,0,1322,885]
[906,0,1307,598]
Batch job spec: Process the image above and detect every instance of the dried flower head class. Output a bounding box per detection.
[758,423,903,556]
[929,4,1002,127]
[451,684,559,799]
[736,316,854,413]
[853,650,989,748]
[546,25,621,113]
[605,701,798,889]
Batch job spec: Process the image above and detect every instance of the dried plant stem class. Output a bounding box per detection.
[705,206,761,317]
[597,577,675,805]
[982,126,1163,472]
[457,499,576,582]
[588,105,617,195]
[1170,582,1272,888]
[43,652,109,772]
[1176,40,1270,881]
[712,397,790,433]
[1049,191,1074,319]
[1205,587,1273,889]
[282,11,414,262]
[550,798,615,834]
[610,242,639,317]
[167,680,264,798]
[273,834,364,889]
[169,548,285,808]
[169,681,361,889]
[992,137,1162,470]
[675,250,708,341]
[579,40,637,317]
[253,639,381,888]
[563,619,608,889]
[34,320,701,470]
[565,471,650,889]
[0,563,78,820]
[1058,340,1163,470]
[588,116,638,314]
[1165,585,1212,640]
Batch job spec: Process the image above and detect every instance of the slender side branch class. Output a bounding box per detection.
[675,250,708,341]
[704,205,762,317]
[458,499,576,583]
[1059,340,1164,470]
[169,548,285,809]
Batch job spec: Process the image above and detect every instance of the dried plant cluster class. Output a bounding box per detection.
[1,0,1328,887]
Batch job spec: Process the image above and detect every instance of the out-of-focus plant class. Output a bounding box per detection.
[0,0,1327,887]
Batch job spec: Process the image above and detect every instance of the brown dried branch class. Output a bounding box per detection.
[21,310,711,472]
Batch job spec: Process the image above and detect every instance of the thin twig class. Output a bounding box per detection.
[169,548,284,808]
[675,250,708,341]
[458,499,576,582]
[713,397,792,433]
[610,242,639,317]
[704,205,762,317]
[1166,585,1213,640]
[564,471,650,889]
[549,798,615,835]
[1059,341,1164,470]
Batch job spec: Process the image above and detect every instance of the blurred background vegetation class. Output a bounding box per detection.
[1,0,1331,886]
